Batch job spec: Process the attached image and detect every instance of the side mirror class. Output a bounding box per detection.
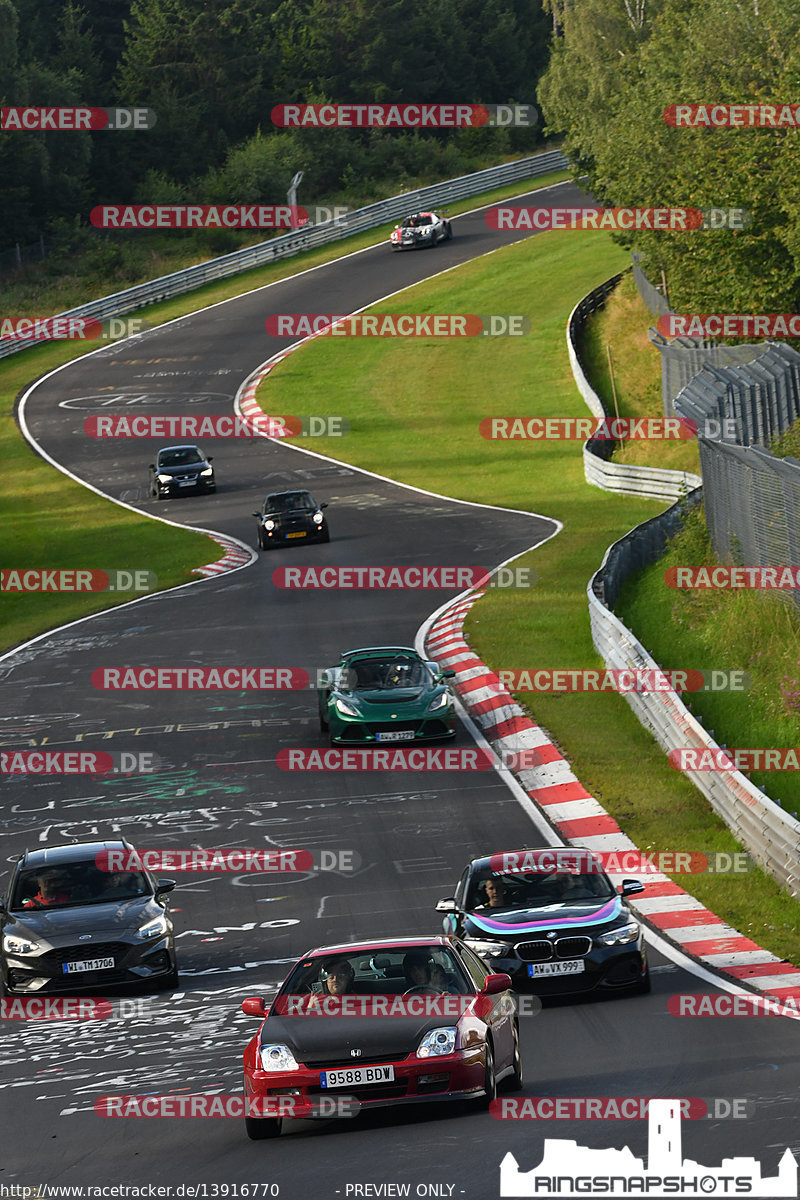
[481,973,513,996]
[435,897,458,914]
[320,502,329,510]
[207,456,213,462]
[442,669,456,679]
[148,464,155,470]
[0,899,7,915]
[620,879,645,897]
[241,997,268,1017]
[252,512,262,519]
[155,879,176,896]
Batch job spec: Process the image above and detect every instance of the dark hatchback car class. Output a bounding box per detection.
[436,849,649,998]
[0,841,178,995]
[149,444,215,498]
[241,936,521,1139]
[252,489,329,550]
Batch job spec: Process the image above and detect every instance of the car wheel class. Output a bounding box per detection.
[478,1041,496,1108]
[445,222,453,240]
[245,1112,282,1140]
[319,527,330,543]
[428,233,437,247]
[501,1020,523,1092]
[319,705,329,733]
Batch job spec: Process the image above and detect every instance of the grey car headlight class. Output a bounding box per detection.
[136,914,169,941]
[3,932,42,955]
[598,922,640,946]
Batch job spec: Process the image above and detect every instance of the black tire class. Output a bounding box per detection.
[245,1114,282,1140]
[501,1020,523,1091]
[319,527,330,543]
[445,222,453,240]
[478,1042,496,1108]
[319,704,329,733]
[427,232,437,247]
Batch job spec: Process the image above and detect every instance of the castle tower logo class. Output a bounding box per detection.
[500,1099,797,1197]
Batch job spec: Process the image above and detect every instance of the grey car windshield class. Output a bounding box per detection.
[12,865,150,910]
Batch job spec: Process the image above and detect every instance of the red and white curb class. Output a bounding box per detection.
[426,591,800,1000]
[193,534,254,578]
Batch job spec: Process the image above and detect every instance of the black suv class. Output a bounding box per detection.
[0,840,178,994]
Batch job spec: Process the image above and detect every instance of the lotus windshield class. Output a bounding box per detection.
[467,870,615,911]
[345,659,429,691]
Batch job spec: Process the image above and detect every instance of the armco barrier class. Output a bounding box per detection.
[588,500,800,898]
[567,274,702,501]
[0,149,568,361]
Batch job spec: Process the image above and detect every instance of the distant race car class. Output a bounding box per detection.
[318,646,456,744]
[240,935,521,1139]
[436,848,650,998]
[149,444,215,498]
[0,839,178,995]
[389,211,452,250]
[252,489,329,550]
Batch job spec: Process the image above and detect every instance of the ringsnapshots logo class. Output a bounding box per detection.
[1,568,156,592]
[265,314,530,338]
[271,103,537,128]
[1,106,156,131]
[498,1098,797,1197]
[664,103,800,127]
[485,206,750,232]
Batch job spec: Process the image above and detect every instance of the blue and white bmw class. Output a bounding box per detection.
[435,848,649,997]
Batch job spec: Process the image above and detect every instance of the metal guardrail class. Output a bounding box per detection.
[0,148,569,362]
[567,274,702,501]
[588,501,800,898]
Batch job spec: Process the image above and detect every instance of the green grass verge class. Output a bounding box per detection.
[256,228,800,964]
[1,168,570,653]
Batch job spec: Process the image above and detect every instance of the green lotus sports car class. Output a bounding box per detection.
[318,647,457,744]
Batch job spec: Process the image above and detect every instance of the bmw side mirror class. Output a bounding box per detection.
[207,456,213,462]
[320,502,329,509]
[252,512,261,518]
[435,897,458,914]
[620,879,645,896]
[148,464,155,470]
[155,879,176,896]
